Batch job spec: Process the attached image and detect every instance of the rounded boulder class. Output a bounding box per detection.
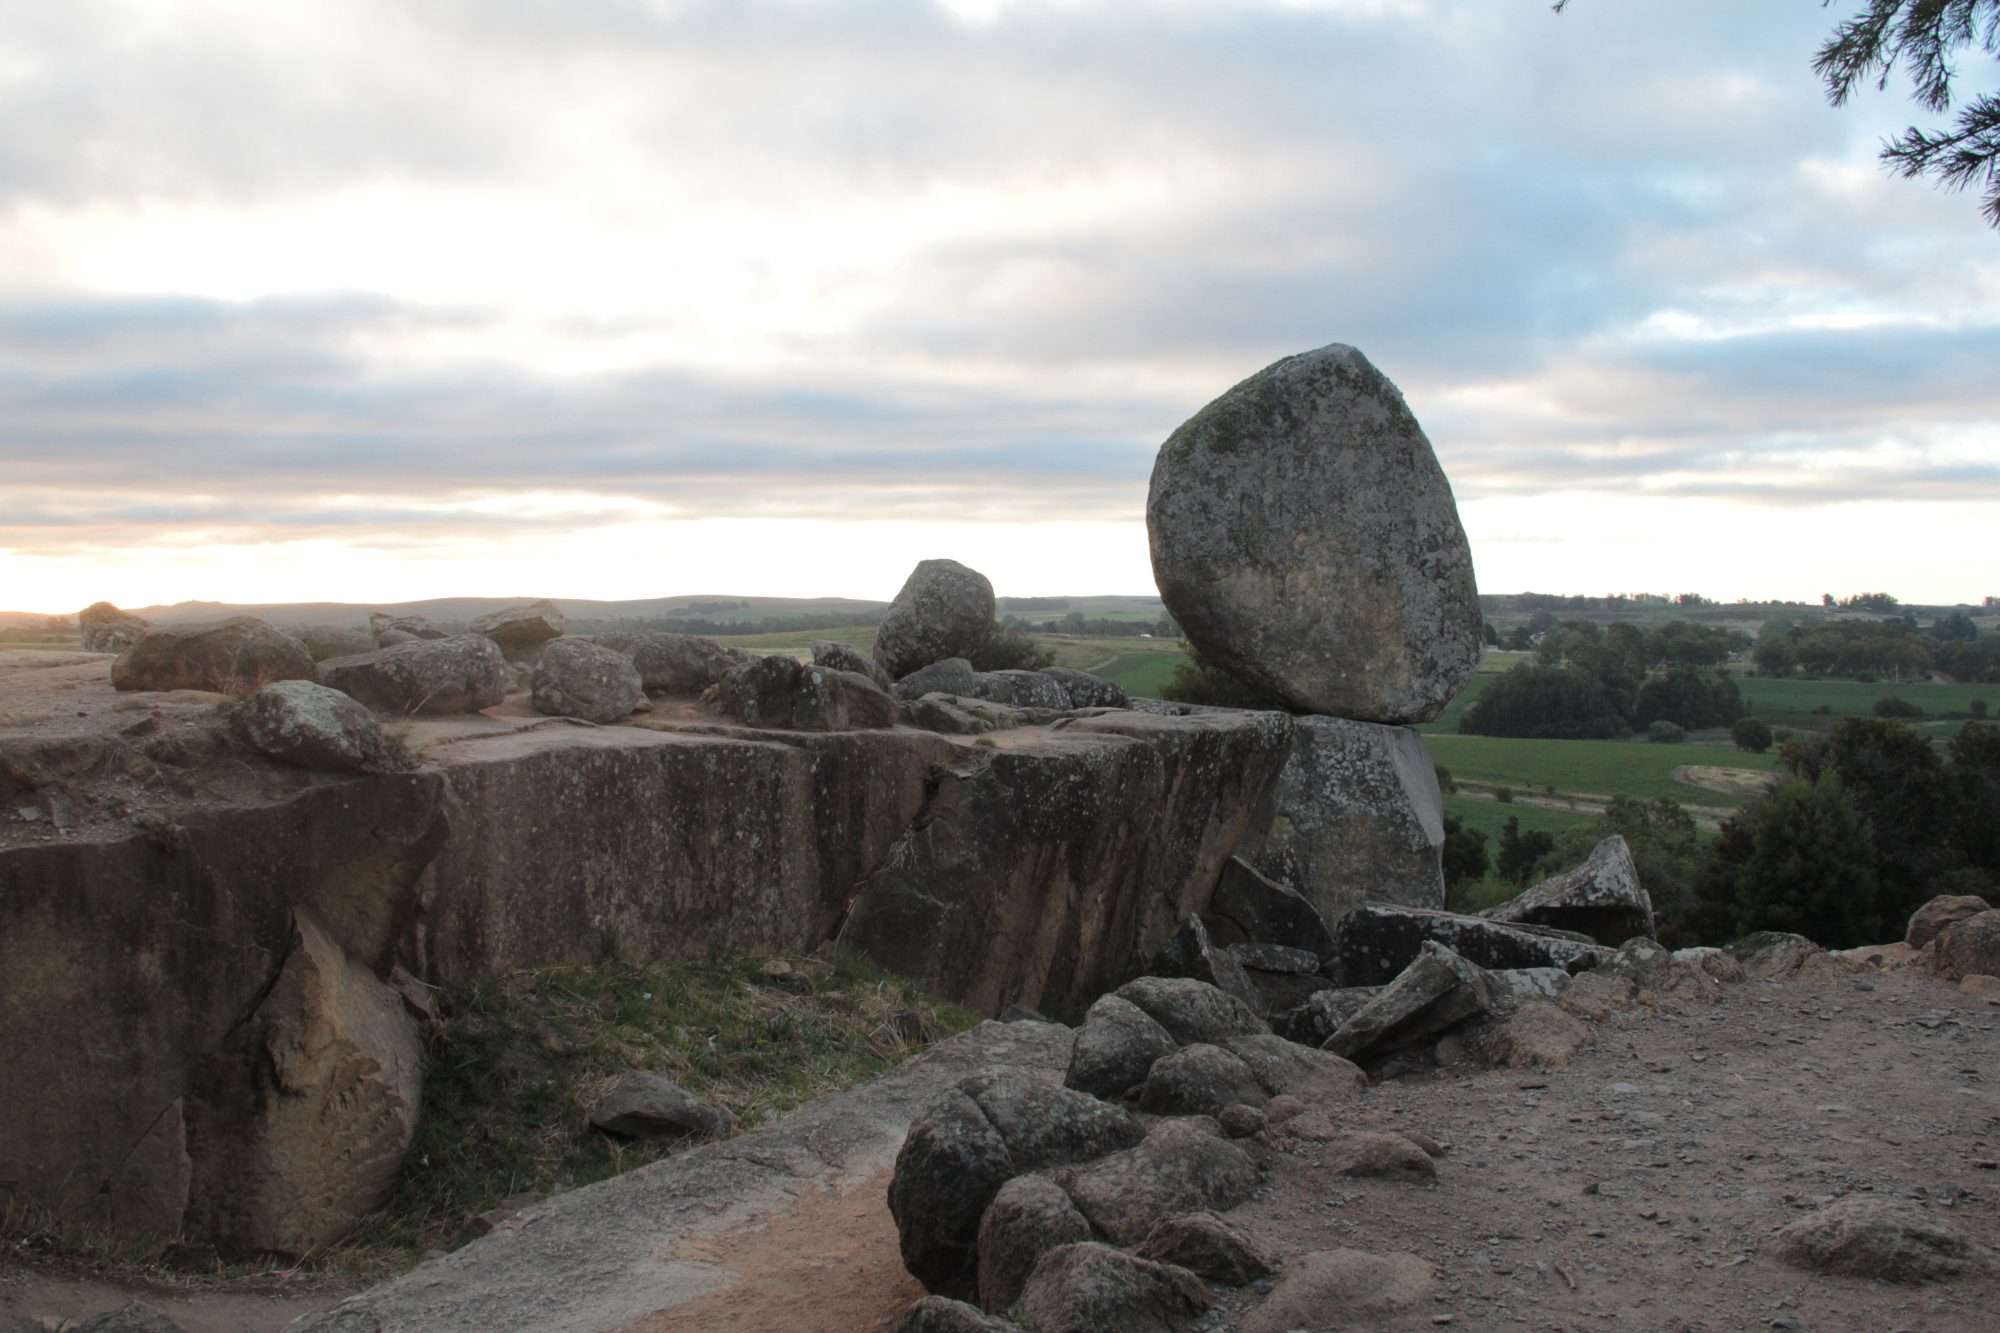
[1145,343,1481,723]
[873,560,996,681]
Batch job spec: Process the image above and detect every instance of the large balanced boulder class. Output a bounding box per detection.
[1482,835,1654,945]
[79,601,149,653]
[715,656,898,731]
[1145,343,1481,723]
[231,680,392,773]
[318,634,507,716]
[1250,716,1446,921]
[470,600,565,658]
[874,560,996,681]
[597,630,749,695]
[111,618,316,696]
[531,637,646,723]
[889,1075,1144,1298]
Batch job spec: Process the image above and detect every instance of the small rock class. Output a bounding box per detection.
[1136,1210,1274,1285]
[1017,1241,1211,1333]
[72,1307,189,1333]
[1112,976,1268,1047]
[976,1174,1092,1314]
[1238,1248,1435,1333]
[231,680,392,773]
[531,637,646,723]
[1908,893,1992,950]
[589,1071,735,1141]
[470,600,566,655]
[1065,994,1178,1101]
[1770,1196,1993,1283]
[1217,1104,1265,1139]
[811,640,896,692]
[1060,1117,1259,1246]
[318,635,507,716]
[895,1296,1021,1333]
[1136,1043,1267,1117]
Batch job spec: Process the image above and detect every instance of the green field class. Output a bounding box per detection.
[1092,650,1188,697]
[1422,733,1778,807]
[1440,793,1599,843]
[1736,675,1991,726]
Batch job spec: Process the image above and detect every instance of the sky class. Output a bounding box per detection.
[1,0,1996,614]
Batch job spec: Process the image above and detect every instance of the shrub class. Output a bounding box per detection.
[1646,720,1687,744]
[1974,699,1990,719]
[1440,815,1488,891]
[1434,764,1456,795]
[1496,816,1554,886]
[1730,717,1774,753]
[1493,785,1514,804]
[1872,696,1924,719]
[1158,644,1294,711]
[1459,663,1630,739]
[1698,775,1881,947]
[970,622,1054,672]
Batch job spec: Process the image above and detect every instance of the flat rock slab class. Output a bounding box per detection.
[290,1020,1072,1333]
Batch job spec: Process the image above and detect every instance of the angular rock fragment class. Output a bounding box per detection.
[812,639,895,692]
[588,1071,735,1141]
[1210,855,1336,958]
[1043,667,1129,709]
[112,618,317,696]
[1469,999,1591,1069]
[531,637,646,723]
[874,560,997,681]
[970,669,1071,710]
[1251,715,1447,921]
[1482,835,1654,945]
[1326,940,1498,1062]
[1331,902,1611,987]
[1146,342,1481,723]
[1152,914,1263,1013]
[318,634,507,716]
[1271,986,1378,1048]
[232,679,391,773]
[894,657,980,701]
[470,600,565,656]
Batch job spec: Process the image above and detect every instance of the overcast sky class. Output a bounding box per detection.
[2,0,1995,612]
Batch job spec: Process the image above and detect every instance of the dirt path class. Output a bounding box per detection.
[1449,780,1738,831]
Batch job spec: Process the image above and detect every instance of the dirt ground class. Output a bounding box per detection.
[9,956,1997,1332]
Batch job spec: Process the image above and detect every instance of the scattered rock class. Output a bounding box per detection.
[1059,1116,1259,1246]
[470,600,566,657]
[716,656,899,732]
[1145,342,1482,723]
[1672,946,1748,983]
[976,1174,1092,1314]
[1331,902,1611,987]
[1326,940,1498,1063]
[1043,667,1129,709]
[1065,994,1178,1101]
[894,657,981,701]
[1770,1197,1992,1283]
[597,631,750,694]
[1469,999,1592,1069]
[1321,1131,1438,1181]
[812,639,895,692]
[1017,1242,1211,1333]
[1217,1103,1265,1138]
[531,637,646,723]
[1239,1248,1435,1333]
[318,635,507,716]
[889,1076,1145,1297]
[369,613,445,644]
[1152,914,1264,1013]
[1909,894,1994,950]
[1136,1210,1273,1285]
[1727,931,1841,982]
[874,560,997,681]
[1136,1043,1267,1116]
[1558,970,1639,1020]
[1113,976,1268,1047]
[899,693,1064,735]
[588,1071,735,1141]
[971,670,1070,710]
[1271,986,1379,1048]
[1488,966,1571,1001]
[111,618,317,696]
[1934,911,2000,983]
[78,602,151,653]
[1961,973,2000,998]
[231,679,392,773]
[1219,1032,1365,1100]
[1210,855,1336,958]
[1481,835,1654,945]
[896,1296,1022,1333]
[1250,715,1447,921]
[1597,936,1723,1006]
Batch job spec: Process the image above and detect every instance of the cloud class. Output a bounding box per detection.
[0,0,1994,599]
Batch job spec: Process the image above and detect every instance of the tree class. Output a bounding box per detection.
[1931,611,1979,642]
[1702,775,1883,947]
[1557,1,2000,230]
[969,621,1054,671]
[1497,816,1556,886]
[1731,717,1775,752]
[1440,815,1490,891]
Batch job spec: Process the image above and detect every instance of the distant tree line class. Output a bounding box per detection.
[1460,620,1748,739]
[1756,615,2000,682]
[573,611,886,637]
[1005,613,1180,639]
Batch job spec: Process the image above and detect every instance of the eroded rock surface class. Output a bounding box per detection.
[1146,343,1481,722]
